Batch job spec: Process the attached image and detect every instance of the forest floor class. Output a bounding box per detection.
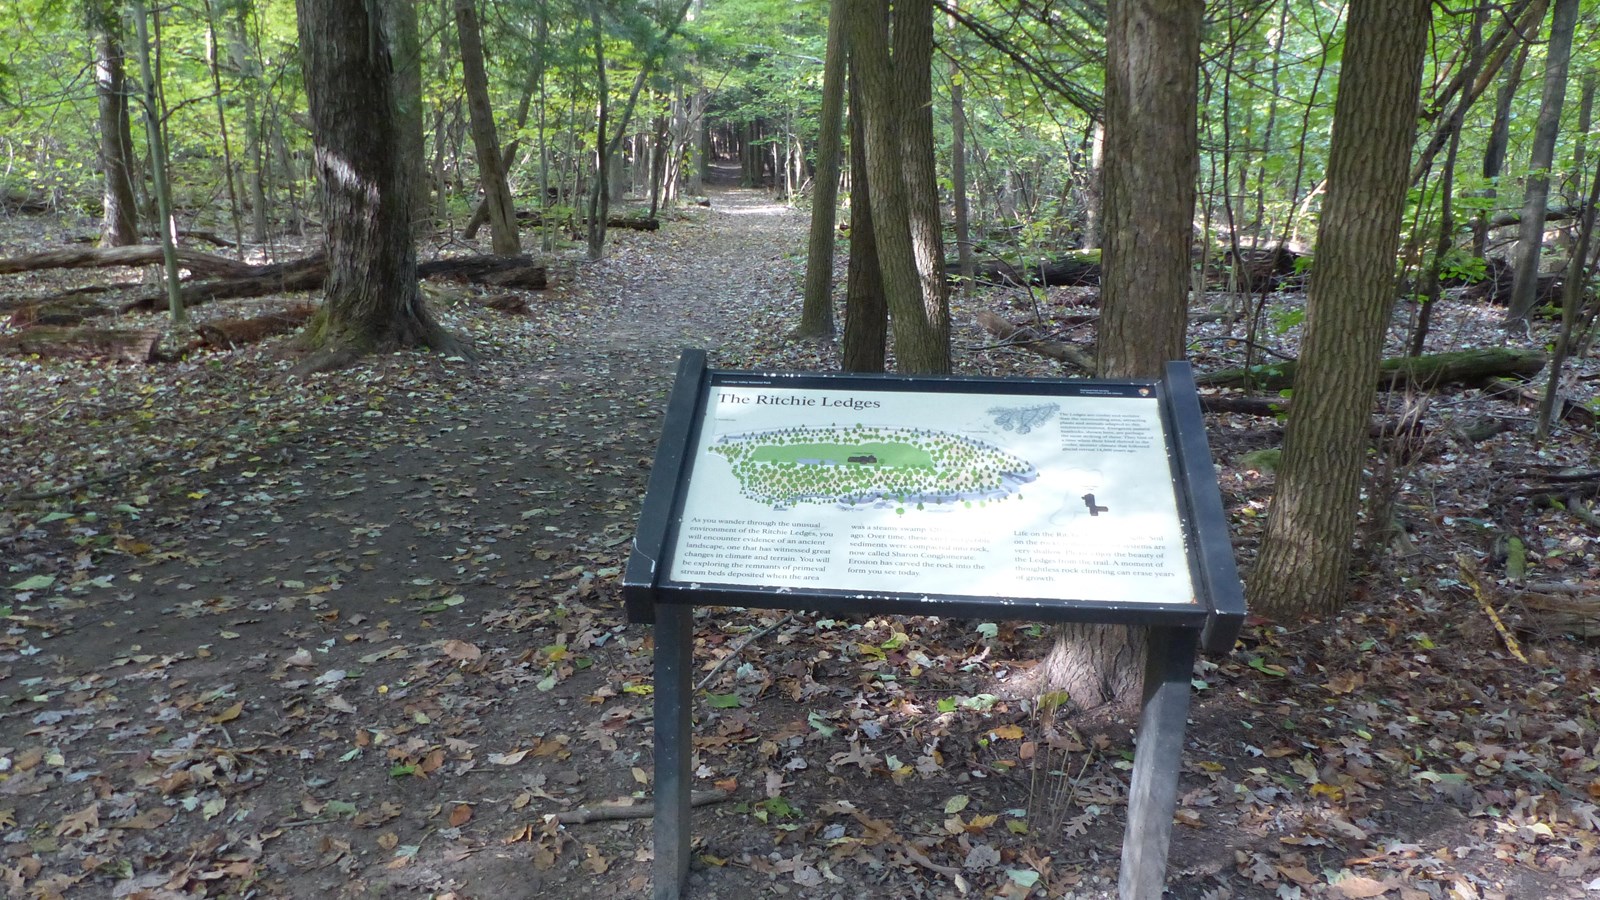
[2,177,1599,900]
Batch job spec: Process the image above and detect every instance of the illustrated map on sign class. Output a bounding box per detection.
[710,424,1038,510]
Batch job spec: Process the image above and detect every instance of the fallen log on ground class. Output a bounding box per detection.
[7,296,115,327]
[192,303,318,350]
[951,252,1101,288]
[973,310,1096,372]
[1483,377,1597,428]
[514,210,660,231]
[419,255,548,289]
[123,254,328,311]
[0,326,160,363]
[1196,348,1548,392]
[122,253,546,311]
[0,245,255,278]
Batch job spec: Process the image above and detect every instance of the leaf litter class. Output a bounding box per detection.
[0,185,1597,898]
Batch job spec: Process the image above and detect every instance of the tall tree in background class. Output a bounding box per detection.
[1249,0,1432,620]
[796,0,845,341]
[841,61,886,373]
[383,0,429,228]
[843,0,948,374]
[1031,0,1201,710]
[88,0,139,246]
[1506,0,1579,324]
[294,0,462,369]
[455,0,520,254]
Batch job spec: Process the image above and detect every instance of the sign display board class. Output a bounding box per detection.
[668,380,1196,606]
[626,352,1247,900]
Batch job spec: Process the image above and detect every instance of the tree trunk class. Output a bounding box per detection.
[842,0,947,374]
[796,0,846,341]
[841,62,886,373]
[455,0,520,255]
[293,0,460,369]
[384,0,429,229]
[129,0,184,324]
[1097,0,1199,378]
[1472,27,1533,257]
[1506,0,1578,324]
[893,0,951,366]
[1248,0,1432,621]
[948,18,974,282]
[90,1,139,247]
[1036,0,1201,714]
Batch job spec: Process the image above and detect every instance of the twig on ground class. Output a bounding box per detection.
[695,613,797,692]
[550,789,732,825]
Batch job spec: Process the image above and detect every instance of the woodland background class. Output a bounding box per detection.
[1,1,1599,898]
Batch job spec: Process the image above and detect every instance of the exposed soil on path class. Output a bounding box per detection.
[3,186,1598,900]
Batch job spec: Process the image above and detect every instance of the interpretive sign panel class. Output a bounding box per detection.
[626,351,1246,900]
[669,381,1194,605]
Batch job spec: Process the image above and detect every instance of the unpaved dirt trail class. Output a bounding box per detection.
[0,187,840,900]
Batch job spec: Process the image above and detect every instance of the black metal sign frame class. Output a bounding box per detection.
[625,350,1245,900]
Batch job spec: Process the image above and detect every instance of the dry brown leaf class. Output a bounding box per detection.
[442,639,481,661]
[208,701,244,723]
[448,803,473,827]
[115,807,175,830]
[55,802,100,838]
[1331,875,1393,898]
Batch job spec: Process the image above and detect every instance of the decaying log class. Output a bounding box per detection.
[0,245,255,278]
[951,252,1101,288]
[514,210,659,231]
[8,296,114,327]
[192,303,317,349]
[1,190,50,213]
[1196,348,1548,392]
[1200,394,1289,417]
[974,310,1096,372]
[0,326,160,363]
[1483,377,1597,428]
[419,255,547,289]
[123,254,328,311]
[1511,582,1600,638]
[122,253,547,311]
[478,294,528,315]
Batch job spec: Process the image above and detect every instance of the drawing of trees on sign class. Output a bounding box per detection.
[710,425,1037,509]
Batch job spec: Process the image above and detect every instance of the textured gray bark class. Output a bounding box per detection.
[455,0,520,255]
[841,62,886,373]
[1507,0,1578,324]
[294,0,458,366]
[1249,0,1431,620]
[91,3,139,247]
[1037,0,1200,713]
[1097,0,1200,379]
[797,0,846,340]
[842,0,947,374]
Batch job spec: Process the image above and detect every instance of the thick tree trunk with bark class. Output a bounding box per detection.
[294,0,460,369]
[842,0,948,373]
[455,0,519,255]
[1249,0,1432,621]
[1035,0,1202,714]
[841,64,887,374]
[796,0,845,341]
[1098,0,1199,377]
[90,2,139,247]
[1507,0,1578,324]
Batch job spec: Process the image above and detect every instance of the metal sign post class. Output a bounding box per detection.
[626,351,1245,900]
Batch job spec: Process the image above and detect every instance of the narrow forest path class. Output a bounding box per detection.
[4,186,1590,900]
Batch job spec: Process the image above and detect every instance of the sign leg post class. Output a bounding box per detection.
[653,604,693,900]
[1119,626,1198,900]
